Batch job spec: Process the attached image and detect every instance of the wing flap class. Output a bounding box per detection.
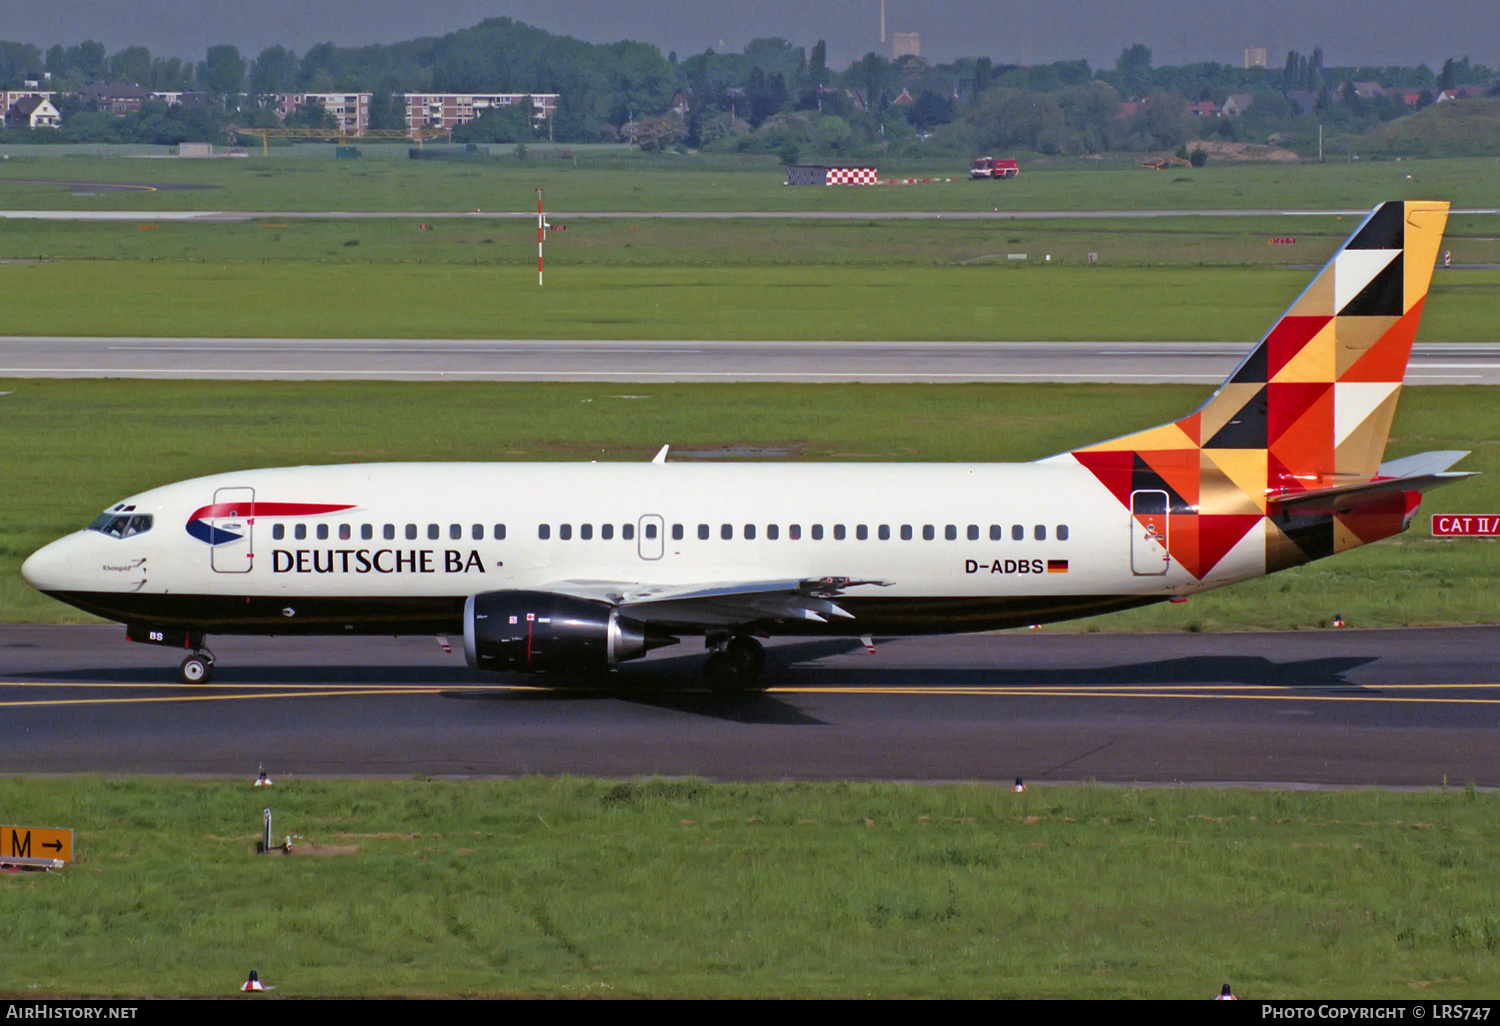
[539,577,890,628]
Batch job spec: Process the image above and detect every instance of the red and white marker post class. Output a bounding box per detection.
[535,188,566,286]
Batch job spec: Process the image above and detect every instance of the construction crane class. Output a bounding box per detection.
[229,126,452,156]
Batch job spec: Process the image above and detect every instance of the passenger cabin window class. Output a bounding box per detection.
[450,524,462,540]
[812,524,823,540]
[622,523,635,541]
[968,525,979,541]
[428,524,440,541]
[1035,525,1046,541]
[879,525,891,541]
[580,524,593,540]
[559,524,572,540]
[295,524,307,541]
[384,524,395,540]
[766,524,779,540]
[339,524,351,541]
[494,524,506,540]
[538,524,551,540]
[1012,525,1024,541]
[922,525,934,541]
[900,525,913,541]
[362,524,373,541]
[721,524,733,540]
[317,524,329,541]
[990,525,1002,541]
[472,524,483,540]
[672,524,683,541]
[406,524,418,540]
[946,525,958,541]
[699,524,710,540]
[601,524,613,540]
[645,523,657,539]
[789,524,801,540]
[834,525,846,540]
[743,524,755,540]
[272,524,285,541]
[1058,525,1069,541]
[857,525,869,540]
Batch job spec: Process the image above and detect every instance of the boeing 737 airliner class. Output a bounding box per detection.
[23,201,1469,689]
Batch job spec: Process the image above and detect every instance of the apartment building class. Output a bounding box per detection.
[403,93,558,136]
[273,92,371,134]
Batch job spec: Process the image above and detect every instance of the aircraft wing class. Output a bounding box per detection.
[1270,450,1474,513]
[540,576,892,629]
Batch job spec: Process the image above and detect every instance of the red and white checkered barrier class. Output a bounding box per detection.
[825,167,878,185]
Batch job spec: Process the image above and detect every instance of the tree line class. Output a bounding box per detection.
[1,18,1495,156]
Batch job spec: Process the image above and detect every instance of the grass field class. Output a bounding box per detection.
[2,201,1495,341]
[2,777,1497,998]
[6,212,1499,268]
[0,152,1497,213]
[3,379,1496,629]
[0,254,1494,342]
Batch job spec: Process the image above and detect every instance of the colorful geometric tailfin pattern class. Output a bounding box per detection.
[1069,200,1449,580]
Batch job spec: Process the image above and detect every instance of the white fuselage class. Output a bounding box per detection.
[22,459,1263,638]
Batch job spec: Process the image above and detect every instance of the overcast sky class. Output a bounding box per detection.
[4,1,1496,70]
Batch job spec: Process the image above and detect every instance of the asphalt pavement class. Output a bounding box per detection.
[1,338,1497,384]
[3,624,1497,786]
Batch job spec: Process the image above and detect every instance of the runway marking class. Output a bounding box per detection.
[0,681,540,708]
[1,681,512,690]
[770,685,1500,705]
[0,367,1232,380]
[4,680,1499,709]
[107,346,697,354]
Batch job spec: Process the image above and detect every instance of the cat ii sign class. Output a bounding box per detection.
[1432,515,1500,537]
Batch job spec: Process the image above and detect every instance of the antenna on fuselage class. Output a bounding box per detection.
[652,445,670,464]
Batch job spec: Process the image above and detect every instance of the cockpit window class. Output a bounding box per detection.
[89,513,153,538]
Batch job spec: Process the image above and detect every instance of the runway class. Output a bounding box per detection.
[2,338,1498,384]
[1,207,1498,222]
[2,625,1497,786]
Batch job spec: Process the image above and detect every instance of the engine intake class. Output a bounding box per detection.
[463,590,675,674]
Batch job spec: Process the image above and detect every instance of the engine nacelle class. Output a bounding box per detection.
[463,590,673,673]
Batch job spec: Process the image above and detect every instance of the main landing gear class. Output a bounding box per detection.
[703,635,767,693]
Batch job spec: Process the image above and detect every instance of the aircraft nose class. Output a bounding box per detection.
[22,535,78,593]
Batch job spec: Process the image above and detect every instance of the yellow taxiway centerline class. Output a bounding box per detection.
[2,680,1499,709]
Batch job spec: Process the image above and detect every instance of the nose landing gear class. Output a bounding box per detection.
[125,625,218,684]
[179,647,216,685]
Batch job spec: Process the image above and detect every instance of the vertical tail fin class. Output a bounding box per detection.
[1195,199,1448,489]
[1061,201,1450,580]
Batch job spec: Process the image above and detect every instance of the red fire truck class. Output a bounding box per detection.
[970,157,1020,179]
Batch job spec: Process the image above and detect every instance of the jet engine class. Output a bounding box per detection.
[463,591,675,673]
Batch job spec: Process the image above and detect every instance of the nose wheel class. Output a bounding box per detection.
[179,650,215,685]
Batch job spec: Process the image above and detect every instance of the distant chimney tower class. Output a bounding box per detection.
[881,0,887,44]
[1244,47,1268,69]
[892,32,920,59]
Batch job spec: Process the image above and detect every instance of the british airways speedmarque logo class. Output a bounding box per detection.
[185,503,355,545]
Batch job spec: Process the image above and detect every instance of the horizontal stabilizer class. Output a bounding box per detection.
[1375,450,1471,479]
[1271,450,1473,513]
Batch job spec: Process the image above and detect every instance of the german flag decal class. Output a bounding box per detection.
[1047,559,1069,573]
